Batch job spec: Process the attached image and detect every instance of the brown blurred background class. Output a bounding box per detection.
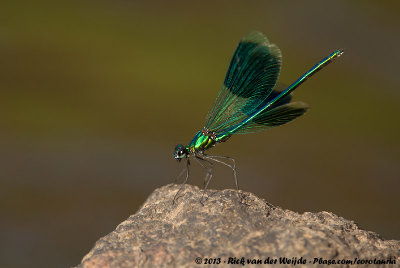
[1,1,399,267]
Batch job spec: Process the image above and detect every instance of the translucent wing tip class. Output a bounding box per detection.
[291,101,310,111]
[241,31,281,62]
[242,31,268,44]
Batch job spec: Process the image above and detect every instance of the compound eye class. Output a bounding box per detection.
[174,144,186,158]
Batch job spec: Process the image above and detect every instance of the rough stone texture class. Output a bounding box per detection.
[77,184,399,267]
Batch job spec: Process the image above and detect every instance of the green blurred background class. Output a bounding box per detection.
[1,1,399,267]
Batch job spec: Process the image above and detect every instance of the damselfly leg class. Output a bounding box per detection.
[173,158,190,204]
[194,155,214,205]
[202,154,244,202]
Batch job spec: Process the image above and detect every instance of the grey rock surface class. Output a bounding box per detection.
[77,184,399,267]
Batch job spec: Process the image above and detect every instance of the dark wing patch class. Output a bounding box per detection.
[233,102,309,134]
[205,31,282,133]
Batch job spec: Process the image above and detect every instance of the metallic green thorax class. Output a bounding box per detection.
[187,128,230,153]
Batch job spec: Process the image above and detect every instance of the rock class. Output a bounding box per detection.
[77,184,399,267]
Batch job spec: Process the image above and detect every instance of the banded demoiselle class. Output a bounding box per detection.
[173,31,342,203]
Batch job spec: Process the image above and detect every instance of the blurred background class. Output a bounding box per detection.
[1,0,399,267]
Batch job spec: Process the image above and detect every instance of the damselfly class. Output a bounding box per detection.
[173,31,342,203]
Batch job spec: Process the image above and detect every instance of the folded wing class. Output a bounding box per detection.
[204,31,282,134]
[233,102,309,134]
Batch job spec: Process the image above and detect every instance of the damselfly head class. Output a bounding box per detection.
[174,144,187,162]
